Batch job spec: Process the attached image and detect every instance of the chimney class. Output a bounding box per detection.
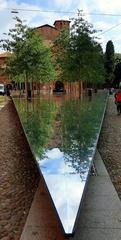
[54,20,70,31]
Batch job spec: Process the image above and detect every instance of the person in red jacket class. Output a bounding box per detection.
[115,87,121,114]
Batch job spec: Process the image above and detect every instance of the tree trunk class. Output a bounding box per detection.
[79,81,83,99]
[25,74,31,100]
[25,77,28,99]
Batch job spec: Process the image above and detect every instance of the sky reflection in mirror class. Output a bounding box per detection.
[14,91,107,235]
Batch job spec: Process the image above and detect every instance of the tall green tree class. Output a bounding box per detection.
[54,11,105,95]
[0,17,56,98]
[104,40,115,87]
[54,28,70,82]
[113,62,121,87]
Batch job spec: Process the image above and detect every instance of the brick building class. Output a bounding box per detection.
[0,20,70,86]
[0,52,11,84]
[0,20,81,95]
[35,20,70,46]
[34,20,71,93]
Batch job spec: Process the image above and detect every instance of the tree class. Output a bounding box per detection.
[104,40,115,87]
[0,17,56,98]
[54,28,70,82]
[115,53,121,64]
[113,62,121,88]
[54,11,105,96]
[58,92,107,179]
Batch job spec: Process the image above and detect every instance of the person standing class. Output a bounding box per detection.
[115,85,121,114]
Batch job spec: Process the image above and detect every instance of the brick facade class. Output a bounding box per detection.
[36,25,59,42]
[0,53,10,84]
[35,20,70,45]
[54,20,70,31]
[0,20,71,88]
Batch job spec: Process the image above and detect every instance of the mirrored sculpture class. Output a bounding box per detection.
[14,91,107,235]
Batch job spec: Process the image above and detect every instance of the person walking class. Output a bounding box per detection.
[115,84,121,114]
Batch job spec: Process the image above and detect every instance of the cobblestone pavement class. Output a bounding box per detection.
[0,96,8,110]
[98,95,121,200]
[0,100,40,240]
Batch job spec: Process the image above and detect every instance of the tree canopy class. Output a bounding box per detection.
[113,62,121,88]
[54,11,105,87]
[0,17,56,94]
[104,40,115,87]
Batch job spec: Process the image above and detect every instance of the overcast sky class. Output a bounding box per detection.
[1,0,121,53]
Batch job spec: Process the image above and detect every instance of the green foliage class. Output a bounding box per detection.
[14,98,58,157]
[115,53,121,64]
[54,11,105,86]
[0,17,56,84]
[61,91,107,178]
[54,28,71,81]
[113,61,121,87]
[14,91,107,179]
[104,40,115,86]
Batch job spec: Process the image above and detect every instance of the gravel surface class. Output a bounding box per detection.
[0,100,40,240]
[98,95,121,199]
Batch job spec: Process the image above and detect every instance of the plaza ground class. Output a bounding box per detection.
[1,95,121,239]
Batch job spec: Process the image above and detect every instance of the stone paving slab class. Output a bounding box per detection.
[78,208,121,228]
[85,176,117,196]
[82,193,121,210]
[70,228,121,240]
[71,150,121,240]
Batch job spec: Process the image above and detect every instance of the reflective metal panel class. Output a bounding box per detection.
[14,91,107,235]
[37,147,85,233]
